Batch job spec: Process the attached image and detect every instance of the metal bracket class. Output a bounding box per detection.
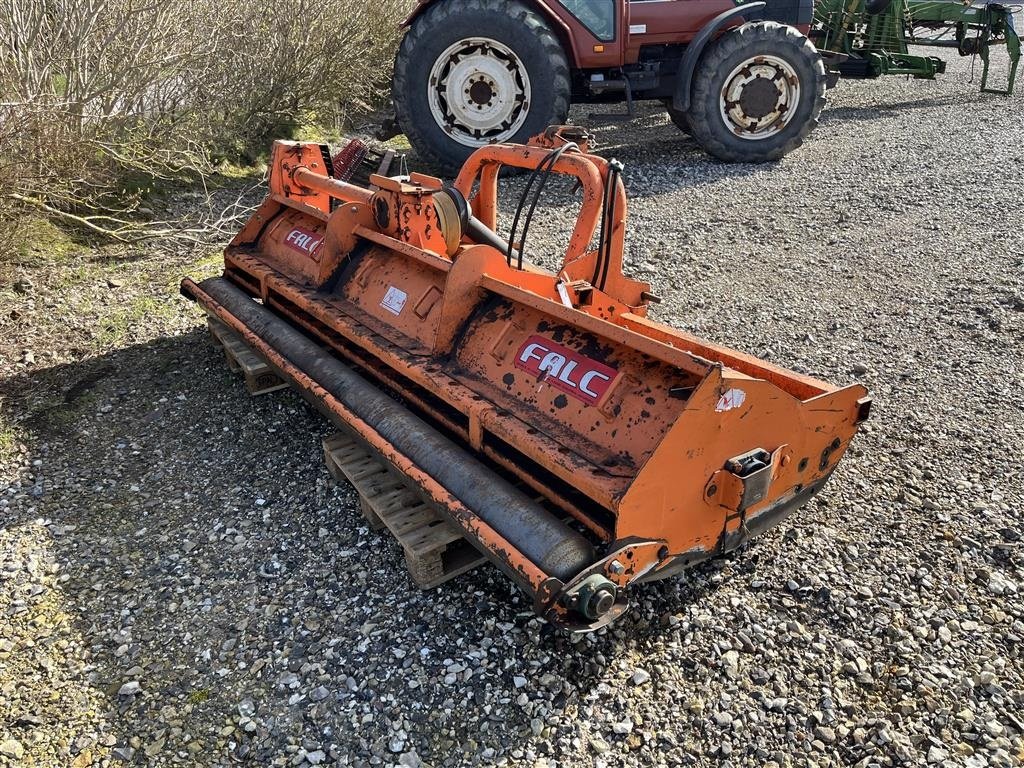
[726,448,775,512]
[704,446,783,513]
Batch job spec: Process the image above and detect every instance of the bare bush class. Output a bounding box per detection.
[204,0,411,150]
[0,0,410,239]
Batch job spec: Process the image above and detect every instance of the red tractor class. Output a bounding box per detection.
[393,0,830,169]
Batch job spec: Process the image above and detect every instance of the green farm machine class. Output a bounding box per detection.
[812,0,1020,94]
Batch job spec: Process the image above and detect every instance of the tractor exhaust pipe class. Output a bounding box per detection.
[182,277,599,601]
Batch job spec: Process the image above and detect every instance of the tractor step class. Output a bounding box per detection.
[587,72,637,121]
[322,433,486,589]
[208,318,288,396]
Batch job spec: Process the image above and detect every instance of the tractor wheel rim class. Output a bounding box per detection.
[719,55,800,141]
[429,37,532,148]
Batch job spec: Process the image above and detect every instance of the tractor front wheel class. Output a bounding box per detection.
[664,100,691,134]
[686,22,826,163]
[392,0,571,172]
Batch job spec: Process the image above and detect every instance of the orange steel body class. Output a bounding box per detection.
[183,129,869,627]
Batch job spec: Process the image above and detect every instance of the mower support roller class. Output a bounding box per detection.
[181,127,870,630]
[185,277,597,587]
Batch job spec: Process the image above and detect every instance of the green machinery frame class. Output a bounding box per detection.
[812,0,1021,94]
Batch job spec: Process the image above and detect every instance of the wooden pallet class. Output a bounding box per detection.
[322,433,486,588]
[208,318,289,396]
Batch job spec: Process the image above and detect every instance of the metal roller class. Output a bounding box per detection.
[193,277,596,582]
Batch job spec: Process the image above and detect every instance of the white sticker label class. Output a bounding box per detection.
[629,24,647,34]
[715,388,747,412]
[380,286,407,316]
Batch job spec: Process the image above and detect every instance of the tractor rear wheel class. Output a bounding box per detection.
[686,22,825,163]
[393,0,571,172]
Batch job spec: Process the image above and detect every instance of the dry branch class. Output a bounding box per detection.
[0,0,412,238]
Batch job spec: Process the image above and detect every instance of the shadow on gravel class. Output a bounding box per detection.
[2,327,734,765]
[589,114,773,197]
[821,92,994,124]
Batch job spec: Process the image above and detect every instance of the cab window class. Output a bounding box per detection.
[558,0,616,41]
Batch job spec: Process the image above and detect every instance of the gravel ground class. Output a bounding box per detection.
[2,51,1023,767]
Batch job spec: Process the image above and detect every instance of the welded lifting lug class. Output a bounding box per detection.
[704,446,784,514]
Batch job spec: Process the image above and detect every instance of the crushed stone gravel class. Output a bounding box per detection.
[1,52,1022,767]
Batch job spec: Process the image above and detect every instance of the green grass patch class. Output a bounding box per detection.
[48,260,109,291]
[185,250,225,279]
[97,294,181,349]
[0,420,18,464]
[213,161,266,181]
[155,248,223,298]
[42,394,98,429]
[187,688,210,705]
[23,390,100,438]
[383,134,412,151]
[7,216,88,269]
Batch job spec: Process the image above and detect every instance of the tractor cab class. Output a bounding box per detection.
[542,1,740,68]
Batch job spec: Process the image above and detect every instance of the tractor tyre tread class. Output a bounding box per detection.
[393,0,571,173]
[686,21,825,163]
[664,100,692,134]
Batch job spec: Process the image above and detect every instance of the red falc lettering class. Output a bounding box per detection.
[514,334,618,407]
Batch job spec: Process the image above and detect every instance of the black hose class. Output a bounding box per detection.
[506,143,578,269]
[596,161,622,292]
[506,155,550,268]
[517,143,577,270]
[591,166,613,287]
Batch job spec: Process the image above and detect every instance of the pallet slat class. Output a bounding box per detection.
[322,433,486,588]
[404,523,464,554]
[207,319,289,396]
[204,325,486,588]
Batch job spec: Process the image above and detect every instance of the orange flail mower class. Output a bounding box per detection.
[181,127,870,630]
